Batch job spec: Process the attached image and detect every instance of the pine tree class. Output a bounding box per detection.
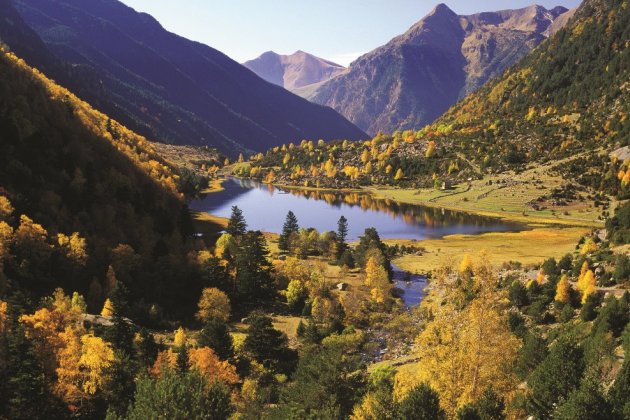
[397,383,445,420]
[226,206,247,236]
[335,215,349,261]
[244,313,294,372]
[105,283,135,358]
[197,318,233,361]
[527,339,584,418]
[278,211,299,252]
[114,371,233,420]
[233,231,272,299]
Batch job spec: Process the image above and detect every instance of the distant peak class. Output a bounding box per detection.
[431,3,456,16]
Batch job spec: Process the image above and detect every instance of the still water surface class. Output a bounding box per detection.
[192,178,522,241]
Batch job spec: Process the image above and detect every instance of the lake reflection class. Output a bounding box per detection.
[191,178,523,241]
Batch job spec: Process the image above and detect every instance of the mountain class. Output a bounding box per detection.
[8,0,366,154]
[243,50,346,91]
[251,0,629,201]
[303,3,572,135]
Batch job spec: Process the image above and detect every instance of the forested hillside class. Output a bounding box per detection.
[0,45,216,317]
[9,0,366,154]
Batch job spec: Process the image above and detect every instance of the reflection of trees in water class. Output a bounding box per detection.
[271,186,509,229]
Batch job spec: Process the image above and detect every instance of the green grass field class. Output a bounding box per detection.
[369,163,606,227]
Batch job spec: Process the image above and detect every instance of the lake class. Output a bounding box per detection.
[191,178,524,307]
[191,178,523,241]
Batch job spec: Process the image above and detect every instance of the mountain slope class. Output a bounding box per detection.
[251,0,629,204]
[0,43,212,313]
[10,0,366,153]
[243,50,345,91]
[305,4,571,135]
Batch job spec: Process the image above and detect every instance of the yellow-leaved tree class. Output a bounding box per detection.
[364,257,391,304]
[555,274,571,304]
[101,298,115,317]
[188,347,239,385]
[395,260,521,417]
[174,327,187,347]
[196,287,231,323]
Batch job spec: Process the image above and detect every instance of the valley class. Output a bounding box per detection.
[0,0,628,419]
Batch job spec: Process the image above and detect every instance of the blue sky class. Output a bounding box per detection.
[121,0,582,66]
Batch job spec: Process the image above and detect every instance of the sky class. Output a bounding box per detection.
[121,0,582,66]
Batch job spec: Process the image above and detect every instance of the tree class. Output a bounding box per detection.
[527,339,584,418]
[456,386,505,420]
[244,313,295,372]
[365,257,392,304]
[354,228,391,276]
[174,327,187,347]
[187,347,238,385]
[274,331,367,419]
[1,302,65,420]
[226,206,247,236]
[394,168,404,181]
[111,371,233,420]
[101,299,114,317]
[396,262,520,417]
[233,231,273,299]
[555,275,571,304]
[336,216,349,261]
[214,233,234,259]
[610,359,630,418]
[285,279,308,313]
[397,383,445,420]
[197,318,233,360]
[105,283,135,357]
[279,211,299,252]
[196,288,231,323]
[554,379,613,420]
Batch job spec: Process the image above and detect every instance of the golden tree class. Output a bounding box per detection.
[14,214,51,263]
[174,327,187,347]
[394,168,404,181]
[395,260,520,417]
[150,349,178,377]
[365,257,391,304]
[56,232,88,266]
[0,195,13,221]
[21,289,83,374]
[580,238,598,255]
[579,270,597,304]
[79,333,115,394]
[196,287,231,323]
[188,347,239,385]
[101,298,114,317]
[555,274,571,304]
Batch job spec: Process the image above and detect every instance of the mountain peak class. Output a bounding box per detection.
[431,3,455,16]
[243,50,346,91]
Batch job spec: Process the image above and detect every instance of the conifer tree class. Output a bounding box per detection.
[335,216,349,261]
[226,206,247,236]
[278,211,299,252]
